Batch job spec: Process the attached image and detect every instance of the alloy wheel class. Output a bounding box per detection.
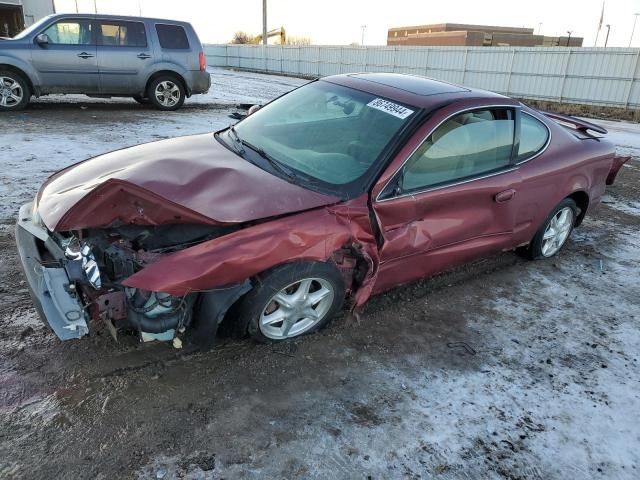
[259,278,334,340]
[0,76,23,108]
[154,80,181,108]
[541,206,574,257]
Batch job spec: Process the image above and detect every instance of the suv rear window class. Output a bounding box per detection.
[155,24,190,49]
[98,21,147,47]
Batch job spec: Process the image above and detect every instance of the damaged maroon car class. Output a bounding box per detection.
[16,73,628,346]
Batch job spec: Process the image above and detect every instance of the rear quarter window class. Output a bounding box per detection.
[518,113,550,161]
[155,24,190,49]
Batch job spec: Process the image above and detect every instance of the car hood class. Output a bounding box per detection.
[37,133,340,231]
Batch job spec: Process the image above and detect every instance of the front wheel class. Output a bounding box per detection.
[527,198,578,259]
[0,71,30,111]
[238,261,345,343]
[147,76,185,111]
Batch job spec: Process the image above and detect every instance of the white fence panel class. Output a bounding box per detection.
[206,44,640,109]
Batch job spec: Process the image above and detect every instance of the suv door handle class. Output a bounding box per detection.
[137,53,152,59]
[77,52,94,59]
[494,189,516,203]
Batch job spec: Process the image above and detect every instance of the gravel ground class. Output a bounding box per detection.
[0,68,639,480]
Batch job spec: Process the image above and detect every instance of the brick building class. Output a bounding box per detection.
[387,23,583,47]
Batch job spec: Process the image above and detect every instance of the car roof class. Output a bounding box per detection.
[47,12,192,26]
[321,72,514,110]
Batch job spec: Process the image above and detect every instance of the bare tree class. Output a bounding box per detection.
[231,31,255,44]
[284,36,311,46]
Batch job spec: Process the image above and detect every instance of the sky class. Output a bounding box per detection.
[53,0,640,47]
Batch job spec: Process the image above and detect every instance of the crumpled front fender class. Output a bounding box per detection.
[122,195,380,306]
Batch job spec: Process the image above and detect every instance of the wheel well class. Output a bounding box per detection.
[0,64,35,95]
[567,191,589,226]
[145,70,189,97]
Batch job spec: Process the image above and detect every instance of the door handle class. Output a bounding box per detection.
[137,53,152,59]
[494,189,516,203]
[77,52,94,59]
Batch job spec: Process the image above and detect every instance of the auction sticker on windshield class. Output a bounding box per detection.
[367,98,414,119]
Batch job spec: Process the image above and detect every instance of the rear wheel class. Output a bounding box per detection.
[238,261,345,343]
[147,75,185,111]
[0,70,30,111]
[527,198,578,259]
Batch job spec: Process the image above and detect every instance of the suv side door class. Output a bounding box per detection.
[30,17,99,93]
[95,19,152,94]
[371,104,523,293]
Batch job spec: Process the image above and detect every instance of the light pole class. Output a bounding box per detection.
[262,0,267,45]
[538,22,542,35]
[630,13,640,47]
[566,30,572,47]
[360,25,367,46]
[605,24,611,47]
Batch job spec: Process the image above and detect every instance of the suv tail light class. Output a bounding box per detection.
[199,51,206,71]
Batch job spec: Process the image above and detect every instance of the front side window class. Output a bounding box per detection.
[43,20,93,45]
[518,113,549,161]
[98,21,147,47]
[230,81,416,190]
[155,24,189,49]
[400,108,515,193]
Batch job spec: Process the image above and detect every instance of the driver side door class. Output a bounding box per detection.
[30,17,99,93]
[371,105,523,293]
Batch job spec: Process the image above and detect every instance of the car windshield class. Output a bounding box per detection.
[11,15,54,39]
[231,81,416,190]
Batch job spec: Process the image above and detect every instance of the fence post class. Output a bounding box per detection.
[624,49,640,108]
[558,48,572,104]
[461,48,469,84]
[505,48,516,96]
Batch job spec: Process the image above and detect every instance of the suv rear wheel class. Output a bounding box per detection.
[0,70,30,111]
[147,75,185,111]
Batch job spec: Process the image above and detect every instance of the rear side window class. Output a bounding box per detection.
[401,108,515,193]
[43,19,93,45]
[98,21,147,47]
[155,24,190,49]
[518,113,549,161]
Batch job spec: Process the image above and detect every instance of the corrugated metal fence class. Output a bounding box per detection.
[204,44,640,109]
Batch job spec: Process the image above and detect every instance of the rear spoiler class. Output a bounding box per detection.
[541,111,608,135]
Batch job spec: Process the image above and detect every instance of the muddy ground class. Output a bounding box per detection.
[1,70,639,479]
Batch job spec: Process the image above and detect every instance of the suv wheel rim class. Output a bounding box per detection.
[154,80,180,107]
[260,278,334,340]
[542,207,573,257]
[0,76,23,107]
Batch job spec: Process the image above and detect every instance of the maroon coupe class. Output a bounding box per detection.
[16,73,628,346]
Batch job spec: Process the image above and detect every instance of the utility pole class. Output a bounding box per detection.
[630,13,640,47]
[262,0,267,45]
[360,25,367,46]
[93,0,97,14]
[74,0,78,13]
[604,24,611,47]
[566,30,572,46]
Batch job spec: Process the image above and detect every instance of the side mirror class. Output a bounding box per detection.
[247,104,261,116]
[35,33,50,45]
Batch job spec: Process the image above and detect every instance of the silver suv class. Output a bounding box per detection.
[0,13,211,111]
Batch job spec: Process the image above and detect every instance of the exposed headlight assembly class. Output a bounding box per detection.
[64,239,102,290]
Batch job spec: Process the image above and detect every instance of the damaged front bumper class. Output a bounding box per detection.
[15,203,89,340]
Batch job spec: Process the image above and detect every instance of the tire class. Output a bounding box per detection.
[527,198,578,260]
[132,95,150,105]
[237,261,345,343]
[0,70,30,111]
[147,75,185,111]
